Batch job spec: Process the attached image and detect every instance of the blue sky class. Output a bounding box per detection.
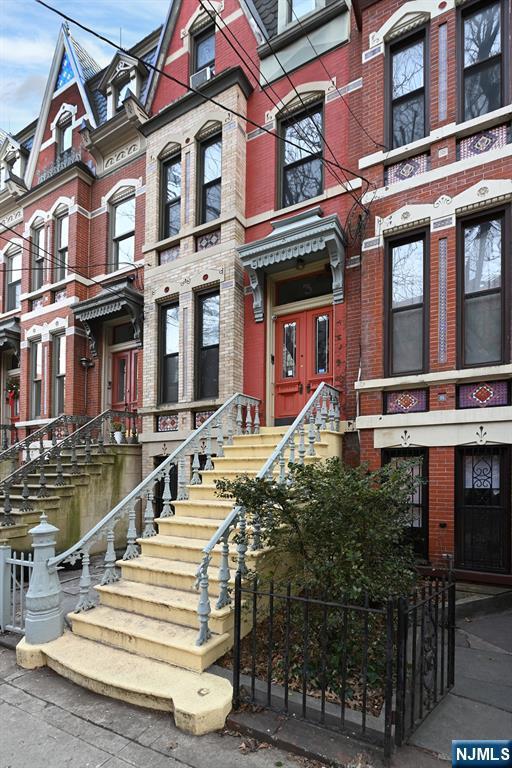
[0,0,169,135]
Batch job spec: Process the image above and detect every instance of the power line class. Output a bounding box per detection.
[34,0,371,188]
[0,223,141,307]
[197,0,364,210]
[288,5,385,151]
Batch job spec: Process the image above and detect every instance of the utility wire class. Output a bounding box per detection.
[34,0,371,187]
[197,0,367,215]
[0,223,141,307]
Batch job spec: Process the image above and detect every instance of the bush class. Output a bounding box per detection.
[215,457,418,604]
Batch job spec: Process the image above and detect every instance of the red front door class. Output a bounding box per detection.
[111,349,139,411]
[274,306,333,423]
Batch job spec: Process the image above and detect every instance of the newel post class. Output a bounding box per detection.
[24,513,63,645]
[0,541,11,632]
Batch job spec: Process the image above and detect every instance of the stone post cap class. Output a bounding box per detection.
[29,512,59,537]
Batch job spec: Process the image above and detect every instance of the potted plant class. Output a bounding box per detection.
[111,421,124,444]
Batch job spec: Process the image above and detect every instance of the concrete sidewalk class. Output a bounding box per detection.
[409,609,512,760]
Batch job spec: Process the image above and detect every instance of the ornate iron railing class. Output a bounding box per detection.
[0,544,34,634]
[46,393,260,614]
[195,382,341,645]
[0,424,18,452]
[0,410,138,527]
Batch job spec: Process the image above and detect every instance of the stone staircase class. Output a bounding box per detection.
[16,390,344,735]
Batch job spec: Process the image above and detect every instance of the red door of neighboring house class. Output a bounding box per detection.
[8,378,20,427]
[274,306,333,424]
[111,349,139,411]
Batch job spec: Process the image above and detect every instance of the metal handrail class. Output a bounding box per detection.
[44,393,260,615]
[1,409,138,527]
[0,424,18,452]
[0,415,79,466]
[195,381,341,645]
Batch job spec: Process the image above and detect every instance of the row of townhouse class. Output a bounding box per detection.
[0,0,511,584]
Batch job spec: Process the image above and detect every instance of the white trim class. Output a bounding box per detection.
[48,196,74,216]
[264,81,334,124]
[25,316,68,340]
[368,1,453,48]
[355,364,512,392]
[358,406,512,430]
[0,237,23,258]
[50,102,77,131]
[359,104,512,170]
[362,145,512,204]
[101,177,142,206]
[24,208,48,230]
[21,296,79,322]
[93,259,144,283]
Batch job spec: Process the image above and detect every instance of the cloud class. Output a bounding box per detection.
[0,35,57,67]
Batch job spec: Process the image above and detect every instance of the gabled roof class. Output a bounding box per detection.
[69,33,101,80]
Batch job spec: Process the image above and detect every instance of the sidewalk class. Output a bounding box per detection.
[408,609,512,760]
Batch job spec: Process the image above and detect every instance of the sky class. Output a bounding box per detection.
[0,0,169,135]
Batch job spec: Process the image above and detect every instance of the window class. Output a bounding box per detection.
[160,303,179,403]
[281,106,323,207]
[112,196,135,270]
[53,334,66,416]
[461,0,504,120]
[196,291,220,400]
[459,212,507,366]
[198,137,221,224]
[193,27,215,73]
[288,0,315,21]
[383,448,428,559]
[54,213,68,282]
[162,156,181,238]
[387,234,427,375]
[31,340,43,419]
[389,32,427,148]
[58,117,72,155]
[5,249,21,311]
[116,77,131,109]
[31,224,45,291]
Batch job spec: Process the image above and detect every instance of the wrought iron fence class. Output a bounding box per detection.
[0,544,34,635]
[231,573,455,762]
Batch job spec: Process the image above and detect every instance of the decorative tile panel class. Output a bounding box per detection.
[196,229,221,251]
[54,289,67,302]
[160,246,180,265]
[385,389,428,414]
[457,124,511,160]
[194,409,215,428]
[438,24,448,122]
[157,414,178,432]
[458,381,510,409]
[384,153,430,185]
[31,297,44,310]
[438,238,447,364]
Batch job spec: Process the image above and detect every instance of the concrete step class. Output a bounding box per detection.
[17,632,232,734]
[156,515,227,540]
[69,605,231,673]
[118,555,226,596]
[138,533,235,567]
[96,579,233,634]
[222,441,332,459]
[187,478,255,501]
[171,498,236,520]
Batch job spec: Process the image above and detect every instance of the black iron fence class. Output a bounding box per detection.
[232,573,455,762]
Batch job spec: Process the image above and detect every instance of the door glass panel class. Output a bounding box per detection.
[282,322,296,378]
[315,314,329,374]
[117,359,127,401]
[464,452,501,506]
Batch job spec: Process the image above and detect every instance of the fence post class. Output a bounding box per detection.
[447,572,456,688]
[0,541,11,632]
[394,596,407,748]
[383,600,394,763]
[232,570,242,710]
[24,513,63,645]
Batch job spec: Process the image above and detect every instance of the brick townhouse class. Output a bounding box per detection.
[353,0,512,582]
[0,23,160,434]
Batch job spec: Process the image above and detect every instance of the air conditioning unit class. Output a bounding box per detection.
[190,66,214,89]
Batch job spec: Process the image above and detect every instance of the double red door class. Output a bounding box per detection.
[274,306,333,423]
[111,349,139,411]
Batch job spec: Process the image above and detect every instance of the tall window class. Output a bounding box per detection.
[281,106,323,207]
[160,303,179,404]
[58,116,72,155]
[387,234,427,375]
[116,76,131,109]
[53,334,66,416]
[31,223,45,291]
[198,137,221,224]
[390,32,426,148]
[461,0,503,120]
[111,196,135,270]
[54,213,69,282]
[162,156,181,238]
[31,340,43,419]
[5,249,21,311]
[460,212,506,366]
[193,27,215,73]
[196,290,220,400]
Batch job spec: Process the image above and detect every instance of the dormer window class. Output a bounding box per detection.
[193,27,215,74]
[288,0,315,22]
[58,115,73,155]
[115,75,132,110]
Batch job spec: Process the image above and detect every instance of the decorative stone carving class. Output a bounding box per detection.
[104,141,139,169]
